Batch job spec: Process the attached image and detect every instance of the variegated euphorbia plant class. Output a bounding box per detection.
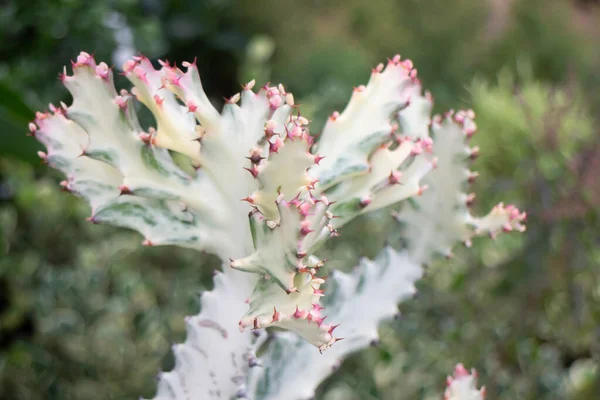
[31,52,525,399]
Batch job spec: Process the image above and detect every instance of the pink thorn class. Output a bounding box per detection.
[466,193,476,206]
[37,151,48,163]
[269,136,284,153]
[247,149,265,165]
[468,171,479,184]
[360,197,371,208]
[243,167,259,179]
[293,307,307,319]
[142,239,154,247]
[139,131,152,145]
[388,170,402,185]
[187,101,197,112]
[328,324,339,334]
[271,307,280,323]
[133,66,148,83]
[153,94,164,107]
[59,180,71,192]
[28,122,37,136]
[329,111,340,121]
[465,126,477,138]
[58,67,68,82]
[300,220,314,236]
[118,185,133,196]
[241,196,255,204]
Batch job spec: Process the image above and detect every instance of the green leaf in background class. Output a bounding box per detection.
[0,81,40,164]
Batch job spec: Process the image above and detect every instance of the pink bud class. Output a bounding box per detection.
[133,66,147,82]
[288,125,303,139]
[269,95,282,109]
[114,96,128,109]
[95,62,110,79]
[402,59,414,70]
[300,220,314,236]
[269,136,284,153]
[122,59,137,73]
[372,63,384,74]
[75,52,93,67]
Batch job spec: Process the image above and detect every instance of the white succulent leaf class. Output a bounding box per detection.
[311,57,436,228]
[240,271,337,352]
[395,110,526,263]
[232,196,340,350]
[444,364,486,400]
[147,267,263,400]
[247,247,423,400]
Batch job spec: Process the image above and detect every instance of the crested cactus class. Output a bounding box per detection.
[31,51,525,399]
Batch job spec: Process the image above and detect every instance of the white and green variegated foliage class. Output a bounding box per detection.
[32,52,525,400]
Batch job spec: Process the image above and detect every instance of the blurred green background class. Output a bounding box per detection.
[1,0,599,399]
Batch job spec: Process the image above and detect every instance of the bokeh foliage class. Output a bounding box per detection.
[1,0,599,399]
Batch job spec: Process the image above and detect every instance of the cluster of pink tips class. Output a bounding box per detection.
[444,364,486,400]
[263,84,292,110]
[384,54,418,81]
[454,109,478,138]
[501,203,527,232]
[409,137,434,156]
